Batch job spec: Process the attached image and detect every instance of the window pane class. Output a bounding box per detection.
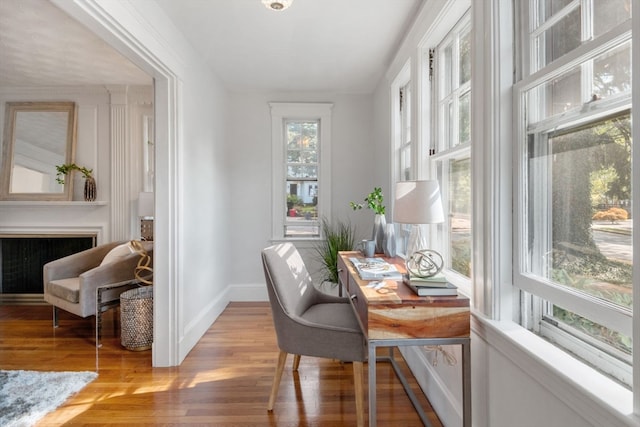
[442,42,453,95]
[537,0,574,23]
[535,6,581,68]
[459,28,471,86]
[529,67,581,120]
[551,305,632,355]
[593,0,631,38]
[449,157,471,278]
[285,180,318,237]
[526,114,633,308]
[593,41,631,99]
[459,91,470,145]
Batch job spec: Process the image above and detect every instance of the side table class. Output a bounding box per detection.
[95,279,143,348]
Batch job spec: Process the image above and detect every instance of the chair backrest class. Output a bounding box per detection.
[261,242,319,319]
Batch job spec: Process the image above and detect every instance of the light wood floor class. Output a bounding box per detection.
[0,302,442,426]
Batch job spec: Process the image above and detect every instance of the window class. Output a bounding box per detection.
[515,0,632,385]
[269,103,332,240]
[429,12,472,282]
[399,82,412,181]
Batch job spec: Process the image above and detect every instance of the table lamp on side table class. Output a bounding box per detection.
[393,180,445,278]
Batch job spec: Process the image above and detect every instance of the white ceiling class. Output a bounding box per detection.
[0,0,423,93]
[156,0,424,93]
[0,0,152,87]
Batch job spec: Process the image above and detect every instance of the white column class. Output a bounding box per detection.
[108,86,129,241]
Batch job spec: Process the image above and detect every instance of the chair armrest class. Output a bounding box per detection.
[43,241,124,282]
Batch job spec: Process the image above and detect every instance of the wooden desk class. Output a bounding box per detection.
[338,252,471,427]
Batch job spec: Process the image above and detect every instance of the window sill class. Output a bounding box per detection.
[472,315,637,427]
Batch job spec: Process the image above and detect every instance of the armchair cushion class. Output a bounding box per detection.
[46,277,80,304]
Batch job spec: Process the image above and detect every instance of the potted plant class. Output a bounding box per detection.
[350,187,386,253]
[315,217,356,291]
[55,163,96,201]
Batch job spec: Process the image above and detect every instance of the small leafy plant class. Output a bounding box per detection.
[55,163,93,184]
[350,187,385,215]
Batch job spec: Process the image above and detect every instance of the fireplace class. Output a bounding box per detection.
[0,235,96,303]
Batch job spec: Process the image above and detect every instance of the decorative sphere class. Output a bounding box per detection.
[406,250,444,278]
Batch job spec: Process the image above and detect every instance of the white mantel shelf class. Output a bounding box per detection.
[0,201,108,207]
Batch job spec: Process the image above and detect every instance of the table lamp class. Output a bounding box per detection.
[393,180,444,277]
[138,191,154,241]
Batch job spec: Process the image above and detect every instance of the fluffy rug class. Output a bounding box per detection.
[0,370,97,427]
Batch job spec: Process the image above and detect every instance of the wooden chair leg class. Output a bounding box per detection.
[268,350,288,411]
[292,354,301,371]
[353,361,364,427]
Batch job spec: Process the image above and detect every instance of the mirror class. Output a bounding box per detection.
[0,102,77,201]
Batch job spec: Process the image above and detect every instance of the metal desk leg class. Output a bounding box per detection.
[463,339,472,427]
[368,343,377,427]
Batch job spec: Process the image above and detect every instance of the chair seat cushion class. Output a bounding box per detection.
[302,303,361,333]
[46,277,80,304]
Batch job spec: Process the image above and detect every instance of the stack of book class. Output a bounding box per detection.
[403,274,458,296]
[349,257,403,281]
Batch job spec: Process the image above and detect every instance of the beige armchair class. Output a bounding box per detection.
[43,240,153,337]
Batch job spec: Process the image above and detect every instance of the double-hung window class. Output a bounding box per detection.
[429,12,472,283]
[515,0,632,385]
[269,103,332,240]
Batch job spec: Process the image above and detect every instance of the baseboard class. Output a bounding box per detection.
[227,283,269,302]
[179,286,230,362]
[400,346,462,427]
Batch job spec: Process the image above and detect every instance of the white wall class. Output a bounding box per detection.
[226,91,378,296]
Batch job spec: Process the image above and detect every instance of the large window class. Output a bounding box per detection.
[429,12,472,282]
[270,103,332,240]
[515,0,632,385]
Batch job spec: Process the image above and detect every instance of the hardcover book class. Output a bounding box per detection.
[405,281,458,296]
[403,274,449,288]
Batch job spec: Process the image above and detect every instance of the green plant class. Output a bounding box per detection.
[350,187,385,215]
[55,163,92,184]
[315,217,356,284]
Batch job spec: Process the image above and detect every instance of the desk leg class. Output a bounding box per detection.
[463,340,472,427]
[368,343,377,427]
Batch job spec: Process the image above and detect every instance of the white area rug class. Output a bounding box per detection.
[0,370,97,427]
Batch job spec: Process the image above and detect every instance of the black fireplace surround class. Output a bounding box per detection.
[0,236,95,295]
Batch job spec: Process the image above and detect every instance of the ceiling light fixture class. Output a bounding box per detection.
[262,0,293,11]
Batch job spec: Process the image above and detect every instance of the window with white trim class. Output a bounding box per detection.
[399,82,413,181]
[515,0,632,385]
[429,12,472,282]
[269,103,332,240]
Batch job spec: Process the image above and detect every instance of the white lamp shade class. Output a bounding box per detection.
[393,180,444,224]
[138,192,154,218]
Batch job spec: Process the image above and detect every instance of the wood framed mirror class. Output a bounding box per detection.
[0,102,77,201]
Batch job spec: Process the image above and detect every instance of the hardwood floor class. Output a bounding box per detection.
[0,302,443,426]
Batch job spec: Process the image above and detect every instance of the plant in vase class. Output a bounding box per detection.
[350,187,387,254]
[315,217,356,293]
[55,163,96,201]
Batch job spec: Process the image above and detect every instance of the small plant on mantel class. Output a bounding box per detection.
[55,163,93,185]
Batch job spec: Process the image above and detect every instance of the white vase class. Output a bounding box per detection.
[383,223,397,257]
[372,214,386,254]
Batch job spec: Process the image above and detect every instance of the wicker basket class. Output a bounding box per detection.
[120,286,153,351]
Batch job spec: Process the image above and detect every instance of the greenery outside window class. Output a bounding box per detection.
[515,0,632,386]
[270,103,333,240]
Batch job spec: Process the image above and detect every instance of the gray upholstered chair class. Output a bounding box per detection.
[261,242,366,427]
[43,240,153,331]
